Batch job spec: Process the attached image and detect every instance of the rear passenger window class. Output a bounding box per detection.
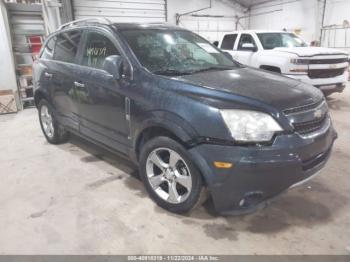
[53,30,82,63]
[41,37,55,59]
[82,32,119,69]
[221,34,237,50]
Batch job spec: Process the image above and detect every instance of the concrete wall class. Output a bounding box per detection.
[249,0,320,43]
[0,0,18,94]
[248,0,350,50]
[323,0,350,25]
[167,0,247,42]
[322,0,350,50]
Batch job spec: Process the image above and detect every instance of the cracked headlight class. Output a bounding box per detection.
[220,110,283,142]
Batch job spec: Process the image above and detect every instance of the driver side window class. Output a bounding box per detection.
[237,34,256,50]
[82,31,120,69]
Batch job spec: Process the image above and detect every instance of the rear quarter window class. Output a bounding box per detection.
[221,34,237,50]
[41,37,55,59]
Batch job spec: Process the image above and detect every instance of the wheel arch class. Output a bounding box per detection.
[134,122,210,189]
[133,120,194,162]
[259,65,282,73]
[34,89,48,108]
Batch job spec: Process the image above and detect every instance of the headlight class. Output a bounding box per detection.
[220,110,283,142]
[290,58,309,65]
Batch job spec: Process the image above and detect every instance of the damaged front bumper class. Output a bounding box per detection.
[188,124,337,215]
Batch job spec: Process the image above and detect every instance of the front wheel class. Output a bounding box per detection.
[139,136,204,214]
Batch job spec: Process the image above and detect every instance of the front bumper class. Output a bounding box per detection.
[189,125,337,215]
[284,71,348,95]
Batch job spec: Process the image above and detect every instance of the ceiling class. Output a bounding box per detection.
[231,0,275,8]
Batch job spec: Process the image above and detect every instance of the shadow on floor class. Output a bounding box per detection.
[326,96,350,111]
[57,134,144,194]
[57,134,348,238]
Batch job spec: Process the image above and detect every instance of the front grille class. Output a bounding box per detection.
[285,100,329,136]
[309,58,348,64]
[308,68,346,79]
[283,100,323,115]
[293,114,328,135]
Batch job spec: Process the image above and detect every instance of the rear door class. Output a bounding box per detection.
[233,33,258,65]
[36,36,56,102]
[73,29,131,153]
[220,33,238,57]
[50,29,83,131]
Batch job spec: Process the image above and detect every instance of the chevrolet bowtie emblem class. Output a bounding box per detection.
[314,109,323,118]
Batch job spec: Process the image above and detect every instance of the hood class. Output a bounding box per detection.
[274,47,348,57]
[172,67,323,111]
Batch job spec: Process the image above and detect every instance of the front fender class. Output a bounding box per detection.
[128,110,199,163]
[132,110,198,147]
[256,52,291,73]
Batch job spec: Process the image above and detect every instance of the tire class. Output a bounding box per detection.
[38,99,69,144]
[139,136,204,214]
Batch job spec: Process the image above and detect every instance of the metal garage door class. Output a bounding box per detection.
[6,2,45,105]
[73,0,167,23]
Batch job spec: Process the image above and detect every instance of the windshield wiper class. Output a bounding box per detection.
[190,66,233,74]
[153,69,191,76]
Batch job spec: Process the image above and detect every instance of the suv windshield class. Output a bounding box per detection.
[120,29,238,75]
[257,33,308,50]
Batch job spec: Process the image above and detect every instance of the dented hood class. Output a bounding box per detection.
[173,67,324,110]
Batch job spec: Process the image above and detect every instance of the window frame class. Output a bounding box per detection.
[237,33,257,51]
[220,34,238,50]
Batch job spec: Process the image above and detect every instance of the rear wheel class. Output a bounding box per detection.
[38,99,69,144]
[139,136,204,213]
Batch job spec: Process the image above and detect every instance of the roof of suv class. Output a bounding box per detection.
[57,17,188,32]
[112,22,183,30]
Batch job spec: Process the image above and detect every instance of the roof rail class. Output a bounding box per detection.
[58,18,112,30]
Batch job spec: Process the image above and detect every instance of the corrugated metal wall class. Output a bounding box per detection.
[72,0,167,23]
[6,3,45,106]
[178,16,238,43]
[7,3,44,65]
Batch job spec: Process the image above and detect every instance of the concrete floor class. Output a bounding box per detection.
[0,86,350,255]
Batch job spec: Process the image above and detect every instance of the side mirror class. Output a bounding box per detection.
[103,55,124,80]
[213,41,219,47]
[241,43,257,52]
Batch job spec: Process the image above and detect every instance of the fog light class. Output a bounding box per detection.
[290,68,308,73]
[239,191,264,208]
[213,161,233,169]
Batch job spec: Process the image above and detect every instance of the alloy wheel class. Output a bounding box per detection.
[40,105,54,138]
[146,147,192,204]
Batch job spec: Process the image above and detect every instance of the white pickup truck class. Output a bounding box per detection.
[218,30,349,96]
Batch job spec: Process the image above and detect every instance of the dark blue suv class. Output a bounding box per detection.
[33,18,337,215]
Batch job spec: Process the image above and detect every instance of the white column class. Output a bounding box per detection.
[0,0,20,111]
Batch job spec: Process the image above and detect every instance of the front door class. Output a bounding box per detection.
[233,33,257,66]
[74,30,131,154]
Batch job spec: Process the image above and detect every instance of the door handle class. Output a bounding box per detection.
[74,81,85,88]
[44,72,53,78]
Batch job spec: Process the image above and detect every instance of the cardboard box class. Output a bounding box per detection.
[0,90,18,114]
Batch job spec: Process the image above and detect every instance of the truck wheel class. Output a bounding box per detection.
[38,99,69,144]
[139,136,204,214]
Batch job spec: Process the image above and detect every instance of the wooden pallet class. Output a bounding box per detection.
[0,90,18,114]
